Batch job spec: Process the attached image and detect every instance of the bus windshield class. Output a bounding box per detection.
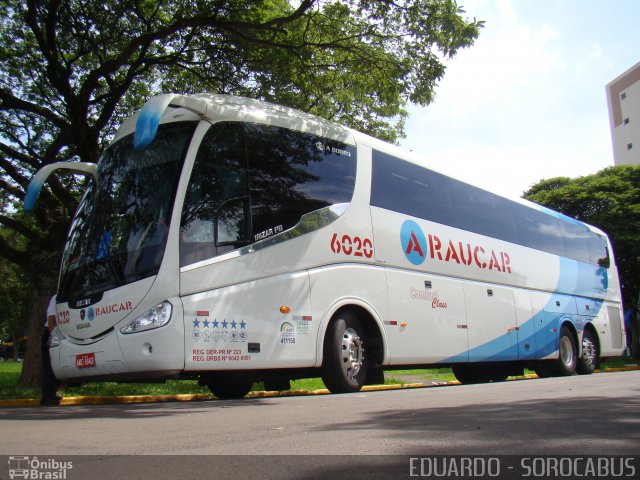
[58,121,197,302]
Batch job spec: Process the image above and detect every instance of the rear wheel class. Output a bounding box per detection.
[321,311,368,393]
[537,326,578,378]
[554,326,578,376]
[576,329,598,375]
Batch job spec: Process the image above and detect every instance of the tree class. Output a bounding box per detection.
[523,165,640,310]
[0,0,483,387]
[0,255,31,360]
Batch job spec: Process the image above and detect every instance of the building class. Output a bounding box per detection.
[606,61,640,166]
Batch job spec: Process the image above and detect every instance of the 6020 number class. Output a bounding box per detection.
[330,233,374,258]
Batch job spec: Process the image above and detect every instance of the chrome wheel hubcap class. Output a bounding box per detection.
[582,336,597,367]
[341,327,363,378]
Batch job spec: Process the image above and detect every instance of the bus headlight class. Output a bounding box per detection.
[49,326,66,347]
[119,302,172,334]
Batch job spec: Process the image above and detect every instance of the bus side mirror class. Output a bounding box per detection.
[24,162,97,211]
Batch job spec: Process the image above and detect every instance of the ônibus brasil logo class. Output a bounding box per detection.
[400,220,427,265]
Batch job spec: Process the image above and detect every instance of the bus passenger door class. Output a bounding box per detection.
[385,270,468,364]
[464,281,518,362]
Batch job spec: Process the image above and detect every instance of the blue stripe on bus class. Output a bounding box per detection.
[442,257,608,363]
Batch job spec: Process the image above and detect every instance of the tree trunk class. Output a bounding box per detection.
[17,284,53,389]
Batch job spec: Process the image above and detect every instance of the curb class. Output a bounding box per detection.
[1,365,638,408]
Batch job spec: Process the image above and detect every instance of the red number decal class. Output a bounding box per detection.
[353,237,363,257]
[330,233,341,254]
[341,234,353,255]
[362,238,374,258]
[330,233,374,259]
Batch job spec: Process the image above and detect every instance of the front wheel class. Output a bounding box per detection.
[576,329,598,375]
[321,311,368,393]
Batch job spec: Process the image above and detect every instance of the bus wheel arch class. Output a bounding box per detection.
[534,322,579,378]
[320,304,385,393]
[576,323,600,375]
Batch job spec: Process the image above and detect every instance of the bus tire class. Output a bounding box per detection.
[452,364,491,384]
[365,365,385,385]
[207,378,253,400]
[533,363,552,378]
[321,311,368,393]
[576,328,598,375]
[551,325,578,376]
[489,365,510,382]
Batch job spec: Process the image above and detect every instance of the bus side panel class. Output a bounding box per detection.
[182,271,315,371]
[383,268,468,364]
[528,292,584,360]
[530,291,562,360]
[464,281,519,362]
[307,264,389,365]
[596,303,626,357]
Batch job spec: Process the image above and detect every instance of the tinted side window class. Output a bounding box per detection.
[180,123,250,266]
[561,221,591,263]
[180,122,357,266]
[517,208,565,257]
[245,124,356,242]
[448,178,519,244]
[588,234,610,267]
[371,150,606,266]
[371,150,453,224]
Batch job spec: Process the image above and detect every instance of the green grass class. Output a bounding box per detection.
[0,361,214,400]
[62,379,211,397]
[0,361,40,400]
[385,368,456,384]
[599,356,639,369]
[385,357,640,385]
[2,357,637,401]
[289,377,328,391]
[0,361,386,400]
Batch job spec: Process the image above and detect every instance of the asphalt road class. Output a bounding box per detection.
[1,371,638,479]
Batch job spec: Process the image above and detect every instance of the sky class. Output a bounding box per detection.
[401,0,640,199]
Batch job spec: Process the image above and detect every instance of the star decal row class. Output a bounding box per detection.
[192,319,246,329]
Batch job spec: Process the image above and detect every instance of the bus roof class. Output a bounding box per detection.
[115,93,355,147]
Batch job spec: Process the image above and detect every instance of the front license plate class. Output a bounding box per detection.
[76,353,96,368]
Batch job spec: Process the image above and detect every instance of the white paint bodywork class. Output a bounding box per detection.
[49,94,625,381]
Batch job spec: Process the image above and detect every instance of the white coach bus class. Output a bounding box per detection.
[25,94,626,398]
